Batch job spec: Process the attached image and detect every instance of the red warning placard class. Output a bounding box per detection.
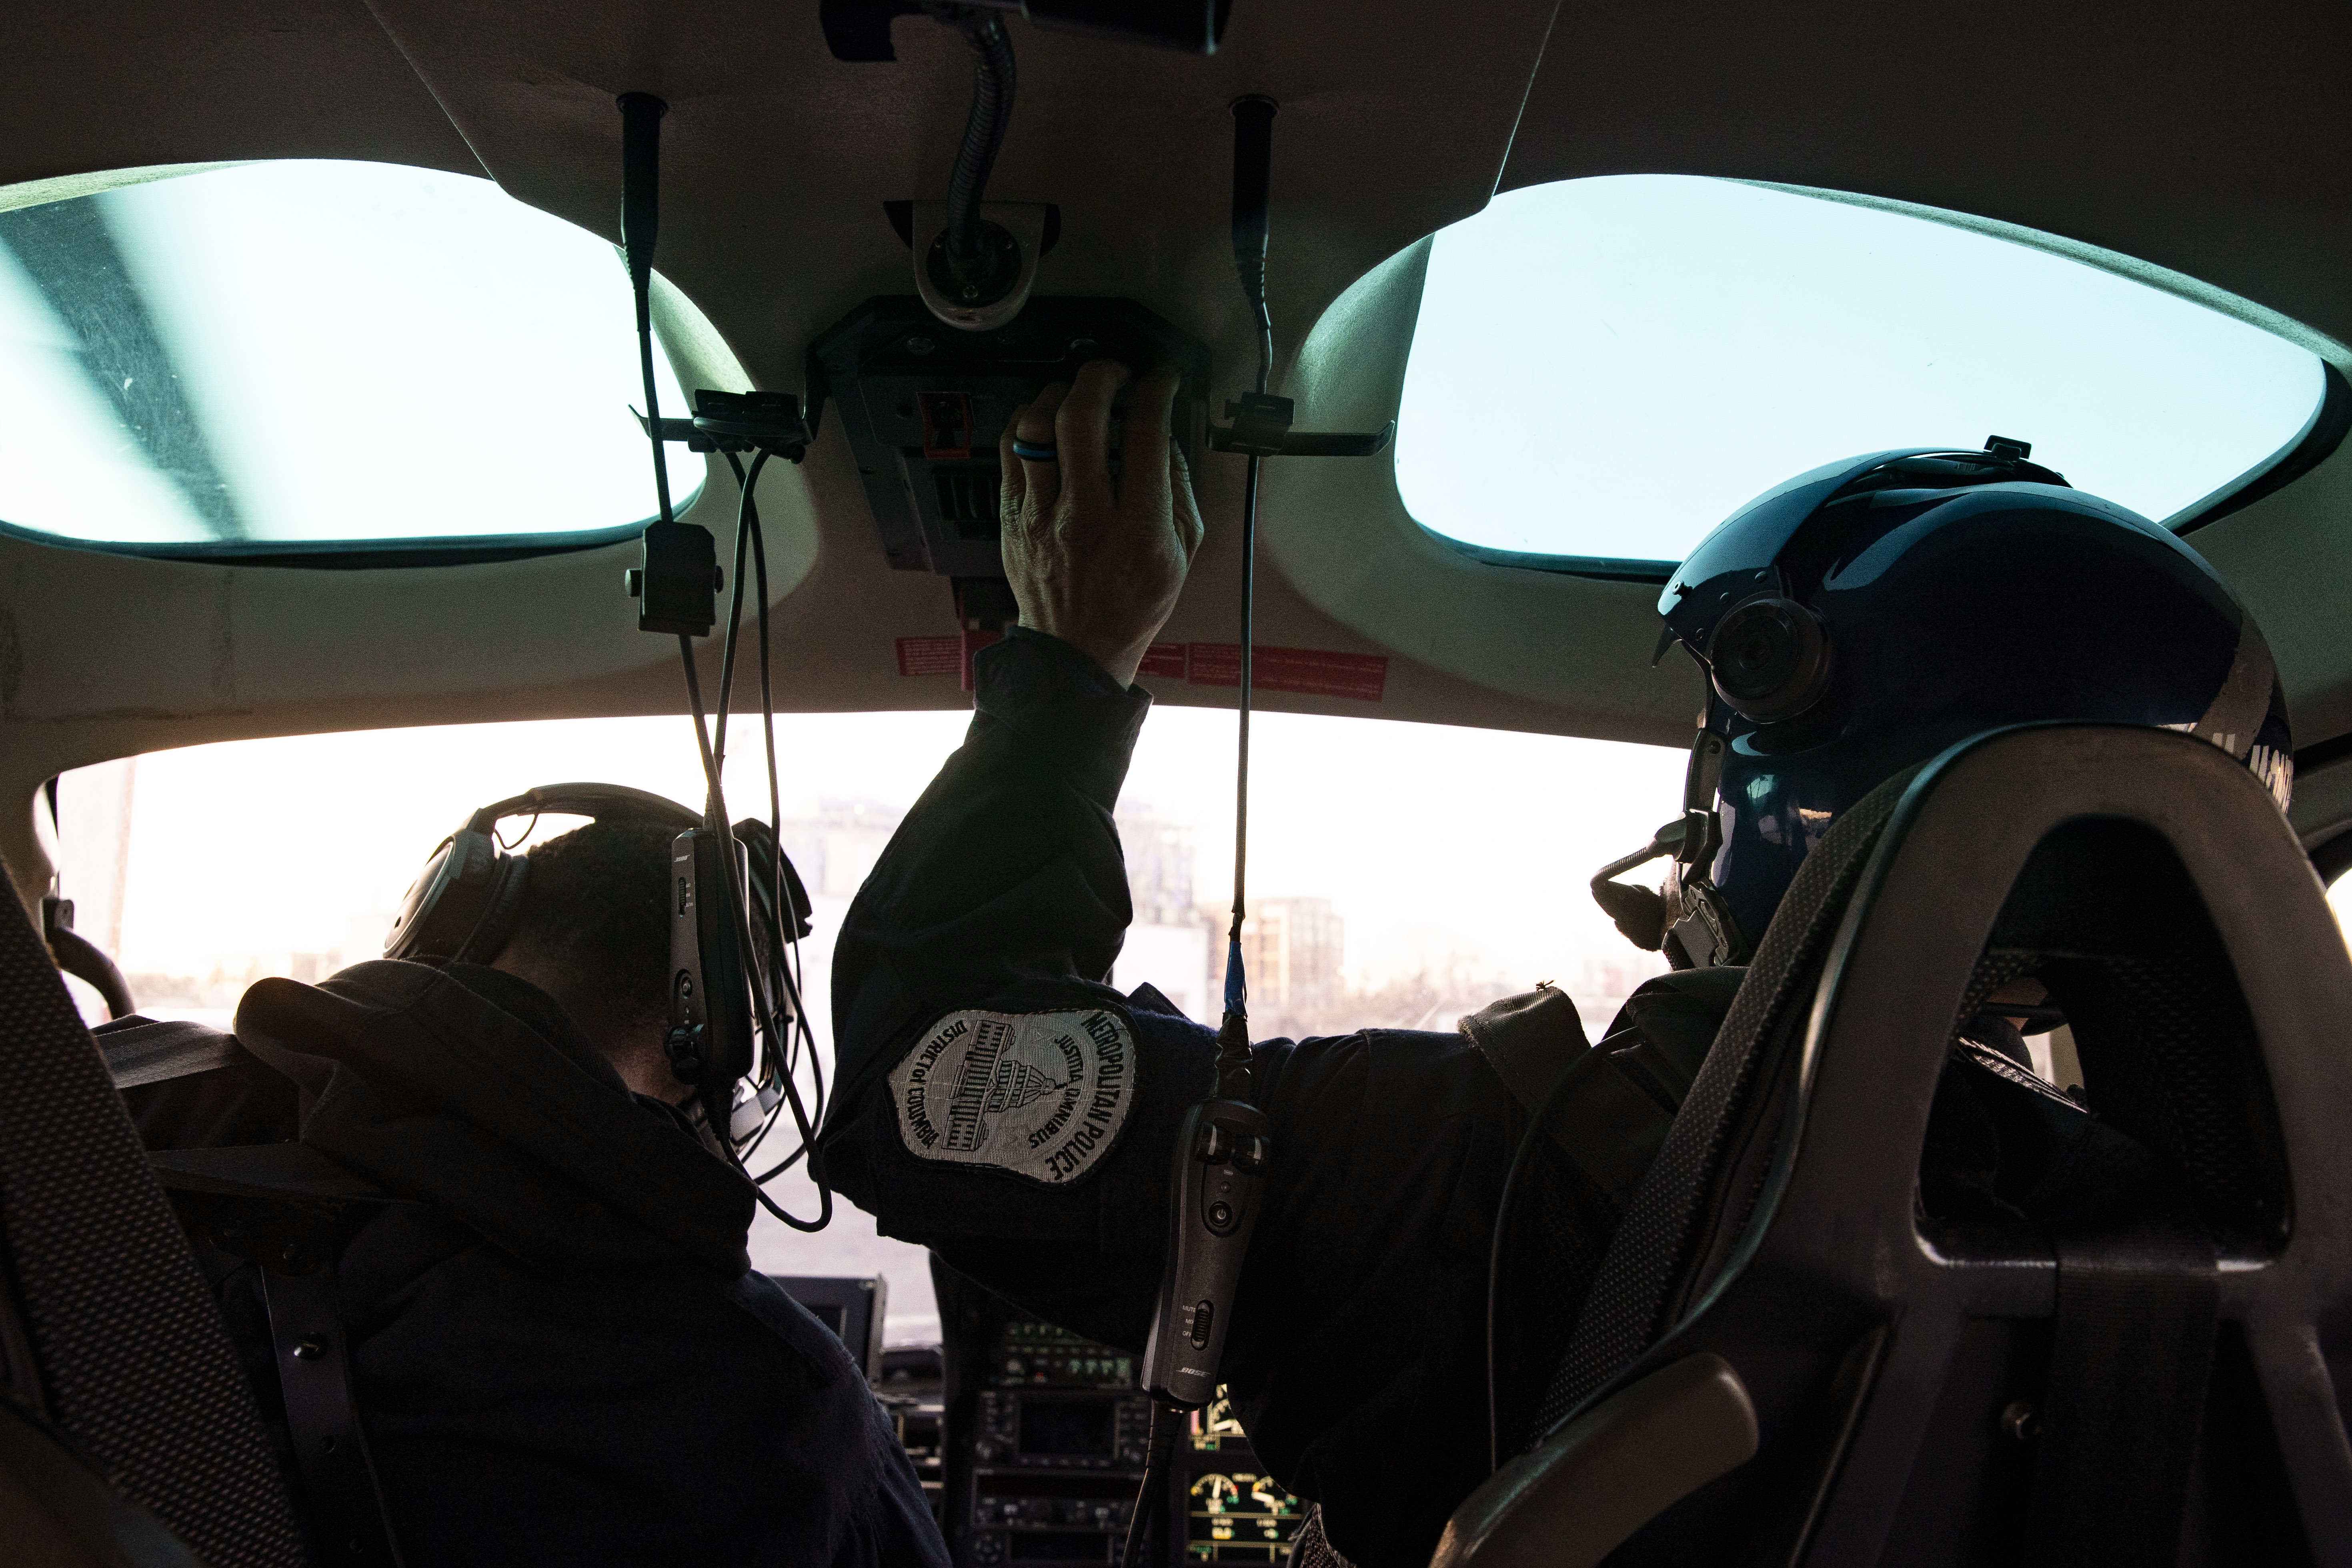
[1184,644,1388,702]
[895,635,962,677]
[1136,642,1188,679]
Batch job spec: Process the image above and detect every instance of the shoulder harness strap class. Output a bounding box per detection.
[1460,983,1694,1212]
[150,1145,406,1568]
[93,1016,243,1088]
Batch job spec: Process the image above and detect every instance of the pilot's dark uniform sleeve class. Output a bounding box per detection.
[826,629,1531,1568]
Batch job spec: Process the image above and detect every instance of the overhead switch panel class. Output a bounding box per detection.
[808,296,1210,579]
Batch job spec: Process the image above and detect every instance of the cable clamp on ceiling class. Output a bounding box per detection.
[1207,393,1395,458]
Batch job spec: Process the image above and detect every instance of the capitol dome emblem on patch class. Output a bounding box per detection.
[891,1008,1137,1184]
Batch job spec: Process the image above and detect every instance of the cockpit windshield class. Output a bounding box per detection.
[0,160,694,555]
[51,709,1687,1346]
[1398,175,2328,570]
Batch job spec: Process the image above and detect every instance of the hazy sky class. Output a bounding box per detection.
[75,704,1687,993]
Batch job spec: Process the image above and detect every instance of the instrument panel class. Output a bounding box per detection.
[1181,1396,1303,1562]
[933,1261,1304,1565]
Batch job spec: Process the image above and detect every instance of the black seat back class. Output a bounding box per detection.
[1511,724,2352,1566]
[0,881,310,1566]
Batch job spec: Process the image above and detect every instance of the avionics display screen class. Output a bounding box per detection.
[1016,1396,1116,1460]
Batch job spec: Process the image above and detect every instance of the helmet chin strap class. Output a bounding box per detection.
[1661,865,1747,969]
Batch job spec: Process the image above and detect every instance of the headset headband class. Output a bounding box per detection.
[462,782,702,837]
[385,783,704,966]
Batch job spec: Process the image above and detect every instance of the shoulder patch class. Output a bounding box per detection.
[890,1008,1137,1185]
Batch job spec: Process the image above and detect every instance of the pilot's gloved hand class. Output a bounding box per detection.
[999,359,1203,685]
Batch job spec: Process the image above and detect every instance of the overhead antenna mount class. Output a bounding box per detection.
[938,10,1019,303]
[908,7,1041,330]
[822,0,1239,328]
[1205,98,1395,461]
[616,92,719,639]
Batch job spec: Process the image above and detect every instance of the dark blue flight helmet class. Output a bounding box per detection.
[1593,437,2294,970]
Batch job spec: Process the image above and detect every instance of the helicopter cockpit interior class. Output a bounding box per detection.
[2,2,2350,1566]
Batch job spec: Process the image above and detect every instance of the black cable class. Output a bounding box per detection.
[1484,1059,1594,1473]
[1215,239,1278,1103]
[748,500,828,1137]
[677,630,831,1232]
[1212,95,1281,1099]
[638,330,676,526]
[753,1061,833,1231]
[1248,297,1273,399]
[1119,1401,1182,1565]
[618,92,827,1228]
[943,10,1016,286]
[717,450,829,1182]
[712,448,833,1202]
[675,635,729,833]
[715,448,790,1163]
[619,94,676,527]
[713,447,769,769]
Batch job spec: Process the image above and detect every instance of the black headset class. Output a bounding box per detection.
[383,783,701,966]
[384,782,816,1133]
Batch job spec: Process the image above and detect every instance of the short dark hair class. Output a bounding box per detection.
[501,819,676,1029]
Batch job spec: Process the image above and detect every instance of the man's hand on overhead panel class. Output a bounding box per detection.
[999,360,1204,687]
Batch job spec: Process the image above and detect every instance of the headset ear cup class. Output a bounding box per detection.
[452,855,531,965]
[385,827,509,963]
[384,839,454,961]
[1706,596,1832,724]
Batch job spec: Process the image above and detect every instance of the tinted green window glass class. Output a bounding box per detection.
[0,160,693,551]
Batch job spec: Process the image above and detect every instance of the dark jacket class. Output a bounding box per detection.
[821,631,2150,1565]
[823,631,2168,1567]
[116,959,946,1568]
[823,630,1548,1567]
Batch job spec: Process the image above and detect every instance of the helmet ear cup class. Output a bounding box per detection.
[1706,596,1832,724]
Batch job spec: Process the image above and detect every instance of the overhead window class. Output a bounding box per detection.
[1397,176,2329,571]
[0,160,692,556]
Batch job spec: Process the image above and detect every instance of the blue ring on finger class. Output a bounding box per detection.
[1011,440,1059,462]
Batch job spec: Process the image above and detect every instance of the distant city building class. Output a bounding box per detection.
[1559,949,1668,1040]
[777,799,906,900]
[1117,921,1214,1023]
[1115,812,1215,1022]
[768,802,1222,1022]
[1117,812,1199,927]
[1238,897,1345,1030]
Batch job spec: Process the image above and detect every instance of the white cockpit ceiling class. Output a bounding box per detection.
[0,0,2346,902]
